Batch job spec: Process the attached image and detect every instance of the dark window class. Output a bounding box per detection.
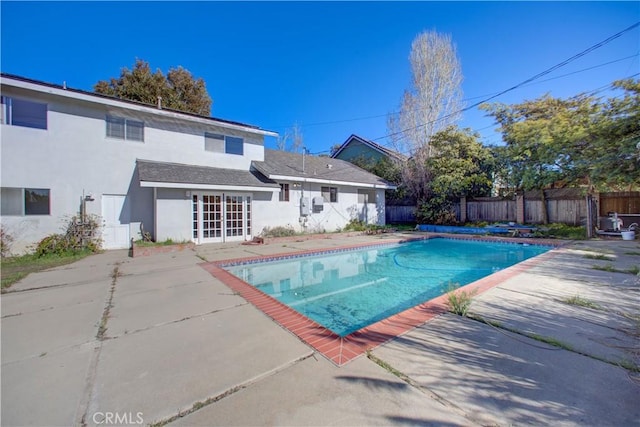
[279,184,290,202]
[1,187,50,215]
[321,186,338,203]
[225,136,244,155]
[1,96,47,129]
[24,188,50,215]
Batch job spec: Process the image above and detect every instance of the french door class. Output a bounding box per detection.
[192,192,252,243]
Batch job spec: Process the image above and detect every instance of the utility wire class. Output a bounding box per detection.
[269,50,638,132]
[376,21,640,146]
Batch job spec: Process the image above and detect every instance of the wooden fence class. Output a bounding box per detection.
[599,192,640,215]
[385,205,416,223]
[386,190,640,226]
[466,198,516,223]
[458,190,640,226]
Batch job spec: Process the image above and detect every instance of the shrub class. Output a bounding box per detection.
[445,283,477,316]
[344,219,367,232]
[0,227,14,258]
[35,214,102,257]
[261,225,296,238]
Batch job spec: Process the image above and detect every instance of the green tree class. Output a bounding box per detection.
[416,126,493,224]
[591,79,640,190]
[481,78,640,192]
[94,59,212,116]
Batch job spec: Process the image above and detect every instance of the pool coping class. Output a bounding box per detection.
[200,234,565,366]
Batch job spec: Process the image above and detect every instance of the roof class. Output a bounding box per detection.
[331,134,407,162]
[137,159,279,191]
[251,149,396,189]
[0,73,277,137]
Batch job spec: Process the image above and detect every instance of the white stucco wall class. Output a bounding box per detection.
[0,82,268,253]
[253,181,386,236]
[155,188,193,243]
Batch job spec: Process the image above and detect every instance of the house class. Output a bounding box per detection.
[331,134,415,224]
[331,134,406,164]
[0,73,395,253]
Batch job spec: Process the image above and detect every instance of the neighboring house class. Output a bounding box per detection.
[331,134,415,224]
[0,74,395,253]
[331,134,406,164]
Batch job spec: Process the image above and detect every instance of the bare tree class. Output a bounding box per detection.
[387,31,464,200]
[277,122,304,152]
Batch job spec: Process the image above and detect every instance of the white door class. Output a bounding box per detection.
[102,195,130,249]
[192,193,224,244]
[192,193,252,244]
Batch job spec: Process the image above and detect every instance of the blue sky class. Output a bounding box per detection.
[2,2,638,155]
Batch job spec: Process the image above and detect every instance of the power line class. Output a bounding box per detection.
[268,51,638,132]
[374,21,640,146]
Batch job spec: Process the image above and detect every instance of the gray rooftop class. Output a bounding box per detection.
[252,149,396,188]
[137,159,279,189]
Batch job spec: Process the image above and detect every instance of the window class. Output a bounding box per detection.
[279,184,290,202]
[358,189,376,204]
[204,133,244,155]
[106,116,144,141]
[1,187,50,215]
[205,133,225,152]
[1,96,47,129]
[321,186,338,203]
[225,136,243,155]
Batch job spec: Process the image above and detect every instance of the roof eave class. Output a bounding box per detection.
[0,74,278,137]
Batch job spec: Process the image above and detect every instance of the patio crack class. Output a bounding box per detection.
[366,351,485,426]
[75,263,121,427]
[148,352,315,427]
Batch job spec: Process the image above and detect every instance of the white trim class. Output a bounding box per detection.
[1,76,278,137]
[266,174,396,190]
[140,181,279,193]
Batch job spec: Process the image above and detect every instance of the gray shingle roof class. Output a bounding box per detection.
[137,159,279,188]
[251,149,396,188]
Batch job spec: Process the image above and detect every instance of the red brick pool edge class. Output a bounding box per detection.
[199,236,563,366]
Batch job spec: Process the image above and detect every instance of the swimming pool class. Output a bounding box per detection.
[224,238,551,336]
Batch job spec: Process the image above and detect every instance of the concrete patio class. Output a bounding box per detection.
[1,232,638,426]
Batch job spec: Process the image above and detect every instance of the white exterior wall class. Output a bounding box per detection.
[253,181,386,236]
[155,188,192,242]
[0,83,268,253]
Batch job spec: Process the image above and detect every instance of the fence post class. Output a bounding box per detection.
[586,194,593,238]
[516,192,525,224]
[460,196,467,223]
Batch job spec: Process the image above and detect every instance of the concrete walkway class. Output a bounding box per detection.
[1,233,638,426]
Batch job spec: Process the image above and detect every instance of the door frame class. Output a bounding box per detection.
[191,192,252,244]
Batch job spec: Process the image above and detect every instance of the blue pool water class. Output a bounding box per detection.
[224,238,550,336]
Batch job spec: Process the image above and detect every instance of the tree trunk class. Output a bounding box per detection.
[540,189,549,225]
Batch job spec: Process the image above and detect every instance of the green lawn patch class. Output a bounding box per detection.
[1,250,93,291]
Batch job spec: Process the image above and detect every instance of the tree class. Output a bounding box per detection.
[348,156,408,205]
[387,30,464,201]
[276,123,304,152]
[481,78,640,192]
[415,126,493,224]
[592,79,640,190]
[94,59,212,116]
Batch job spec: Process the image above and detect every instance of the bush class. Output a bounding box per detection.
[1,227,14,258]
[35,214,102,257]
[343,219,368,232]
[261,225,296,238]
